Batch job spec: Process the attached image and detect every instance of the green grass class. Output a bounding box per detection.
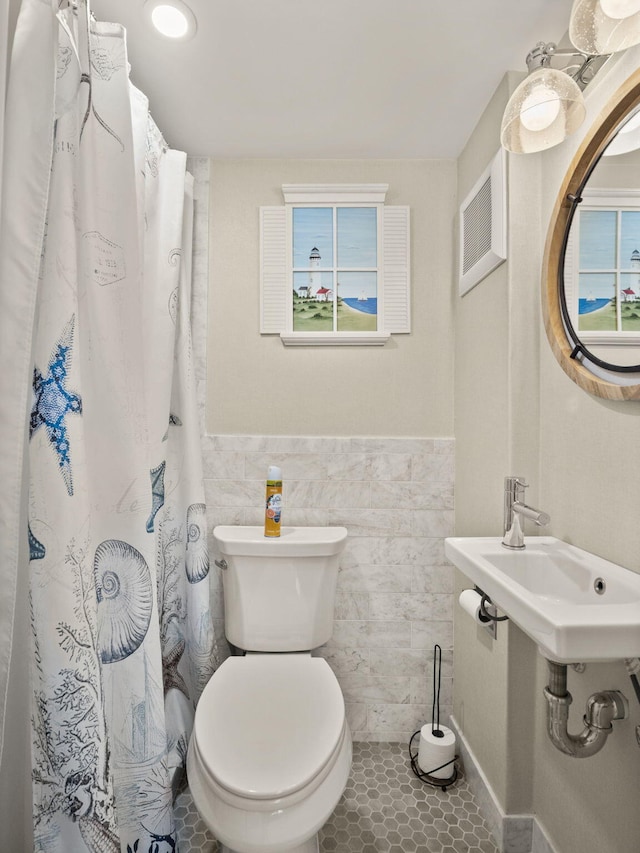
[292,297,377,332]
[293,299,333,331]
[579,301,640,332]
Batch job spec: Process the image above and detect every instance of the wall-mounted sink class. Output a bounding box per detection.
[445,536,640,663]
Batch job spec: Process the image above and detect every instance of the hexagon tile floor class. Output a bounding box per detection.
[174,741,500,853]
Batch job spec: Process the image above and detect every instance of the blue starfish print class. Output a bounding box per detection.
[30,316,82,496]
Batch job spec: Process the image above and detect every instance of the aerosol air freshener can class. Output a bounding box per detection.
[264,465,283,537]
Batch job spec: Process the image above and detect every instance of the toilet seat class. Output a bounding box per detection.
[192,654,345,803]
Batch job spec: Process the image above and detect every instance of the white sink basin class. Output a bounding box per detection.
[445,536,640,663]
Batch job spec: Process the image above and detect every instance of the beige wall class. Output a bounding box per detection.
[203,159,459,742]
[454,71,540,815]
[454,76,511,809]
[207,159,456,438]
[454,49,640,853]
[533,47,640,853]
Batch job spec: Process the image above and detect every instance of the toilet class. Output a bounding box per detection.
[187,525,352,853]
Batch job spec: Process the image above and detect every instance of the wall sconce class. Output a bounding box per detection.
[501,42,602,154]
[502,0,640,154]
[570,0,640,55]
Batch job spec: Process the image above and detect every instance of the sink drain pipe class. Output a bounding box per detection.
[544,660,628,758]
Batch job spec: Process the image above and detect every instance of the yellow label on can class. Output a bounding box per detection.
[264,481,282,537]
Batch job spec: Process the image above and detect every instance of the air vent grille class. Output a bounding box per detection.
[462,178,492,275]
[459,149,507,296]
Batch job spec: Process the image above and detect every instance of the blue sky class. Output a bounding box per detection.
[292,207,377,268]
[579,209,640,269]
[578,209,640,298]
[579,273,616,300]
[293,208,333,267]
[579,210,616,270]
[337,272,377,299]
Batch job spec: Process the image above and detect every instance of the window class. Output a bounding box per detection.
[260,184,410,346]
[565,188,640,344]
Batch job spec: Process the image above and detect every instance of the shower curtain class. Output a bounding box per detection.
[0,2,216,850]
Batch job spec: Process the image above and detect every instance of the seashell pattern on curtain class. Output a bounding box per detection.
[2,2,219,850]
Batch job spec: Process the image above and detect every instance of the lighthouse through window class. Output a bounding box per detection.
[292,206,378,333]
[576,207,640,334]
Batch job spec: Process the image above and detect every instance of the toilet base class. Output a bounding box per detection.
[220,834,319,853]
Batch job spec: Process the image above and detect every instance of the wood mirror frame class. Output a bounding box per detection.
[542,66,640,401]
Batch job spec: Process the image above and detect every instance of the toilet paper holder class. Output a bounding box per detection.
[408,644,459,791]
[477,587,509,625]
[458,586,508,640]
[409,728,458,790]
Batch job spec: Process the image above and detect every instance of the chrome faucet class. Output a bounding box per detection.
[502,476,550,549]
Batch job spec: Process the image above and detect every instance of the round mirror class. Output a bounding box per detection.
[542,67,640,400]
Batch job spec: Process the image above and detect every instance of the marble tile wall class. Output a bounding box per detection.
[201,434,455,742]
[187,158,456,742]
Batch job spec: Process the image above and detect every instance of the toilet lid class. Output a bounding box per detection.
[193,655,345,801]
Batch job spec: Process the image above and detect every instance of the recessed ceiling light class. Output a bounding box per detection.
[145,0,197,40]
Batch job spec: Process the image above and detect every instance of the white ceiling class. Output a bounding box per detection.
[89,0,575,159]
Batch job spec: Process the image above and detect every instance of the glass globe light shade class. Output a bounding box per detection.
[600,0,640,19]
[501,68,586,154]
[519,83,562,131]
[570,0,640,54]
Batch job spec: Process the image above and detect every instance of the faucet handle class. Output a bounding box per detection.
[505,475,528,489]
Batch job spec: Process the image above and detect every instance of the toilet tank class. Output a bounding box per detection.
[213,526,348,652]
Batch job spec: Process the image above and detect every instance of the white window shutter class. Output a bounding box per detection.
[383,206,411,333]
[260,206,287,334]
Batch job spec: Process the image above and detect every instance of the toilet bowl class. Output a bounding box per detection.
[187,653,352,853]
[186,525,351,853]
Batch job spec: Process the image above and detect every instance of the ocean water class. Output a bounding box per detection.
[342,298,377,315]
[579,298,611,315]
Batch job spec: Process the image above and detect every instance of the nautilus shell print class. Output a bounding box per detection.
[185,503,209,584]
[94,540,153,664]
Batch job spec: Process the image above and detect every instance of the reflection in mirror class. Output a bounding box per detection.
[562,106,640,372]
[542,66,640,400]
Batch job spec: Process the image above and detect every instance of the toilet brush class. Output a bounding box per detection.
[409,644,458,790]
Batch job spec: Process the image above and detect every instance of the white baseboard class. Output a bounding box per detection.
[449,716,557,853]
[531,821,558,853]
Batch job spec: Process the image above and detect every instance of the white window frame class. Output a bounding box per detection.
[565,188,640,346]
[260,184,410,347]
